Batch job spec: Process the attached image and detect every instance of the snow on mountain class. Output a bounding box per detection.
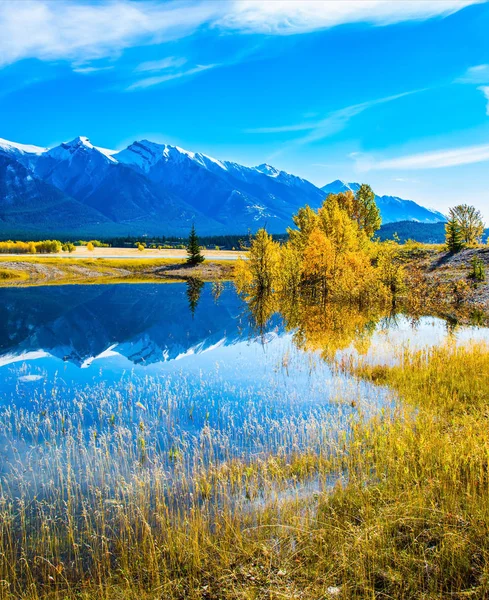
[0,137,47,156]
[321,180,445,224]
[255,163,280,178]
[0,151,111,234]
[115,140,228,172]
[43,136,117,164]
[115,139,324,231]
[0,134,448,236]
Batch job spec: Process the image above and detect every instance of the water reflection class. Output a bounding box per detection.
[0,282,387,469]
[0,282,252,367]
[0,282,488,467]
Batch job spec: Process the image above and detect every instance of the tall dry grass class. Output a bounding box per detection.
[0,340,488,598]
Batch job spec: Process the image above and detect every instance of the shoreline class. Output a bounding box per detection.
[0,256,236,286]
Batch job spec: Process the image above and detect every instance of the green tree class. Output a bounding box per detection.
[186,224,205,265]
[445,213,464,253]
[327,185,381,239]
[449,204,485,245]
[354,184,382,238]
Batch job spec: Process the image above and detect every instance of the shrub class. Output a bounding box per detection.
[86,242,94,251]
[470,254,486,282]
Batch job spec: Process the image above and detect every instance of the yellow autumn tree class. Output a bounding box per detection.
[235,229,280,294]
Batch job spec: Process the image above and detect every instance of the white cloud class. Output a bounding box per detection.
[478,86,489,115]
[216,0,481,35]
[457,63,489,84]
[0,0,482,68]
[127,64,217,91]
[136,57,187,73]
[0,0,220,68]
[246,90,421,144]
[358,143,489,171]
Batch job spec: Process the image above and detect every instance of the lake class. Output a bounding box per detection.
[1,282,488,471]
[1,281,489,597]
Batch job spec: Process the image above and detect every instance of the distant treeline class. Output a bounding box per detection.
[0,240,62,254]
[102,234,288,249]
[6,222,489,249]
[378,220,488,244]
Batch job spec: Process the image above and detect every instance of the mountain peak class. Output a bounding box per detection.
[255,163,281,177]
[322,180,360,194]
[46,136,117,163]
[116,139,229,172]
[67,135,92,147]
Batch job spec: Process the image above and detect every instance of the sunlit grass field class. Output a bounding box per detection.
[0,256,235,286]
[0,339,488,598]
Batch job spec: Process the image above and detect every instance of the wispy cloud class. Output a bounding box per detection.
[72,66,114,74]
[135,57,187,73]
[246,90,422,144]
[127,64,217,91]
[357,143,489,171]
[457,63,489,84]
[217,0,482,35]
[0,0,220,68]
[478,86,489,115]
[456,64,489,116]
[0,1,481,69]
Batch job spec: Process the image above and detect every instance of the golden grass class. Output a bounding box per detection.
[0,267,28,280]
[0,256,235,286]
[0,336,488,598]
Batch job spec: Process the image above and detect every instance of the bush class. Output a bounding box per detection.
[86,242,94,251]
[62,242,76,253]
[470,254,486,282]
[0,268,28,280]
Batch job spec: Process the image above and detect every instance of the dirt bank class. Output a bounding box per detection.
[402,246,489,320]
[0,257,235,286]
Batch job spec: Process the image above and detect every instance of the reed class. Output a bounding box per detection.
[0,337,487,597]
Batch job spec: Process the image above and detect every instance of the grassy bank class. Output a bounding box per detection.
[0,339,488,598]
[0,256,235,286]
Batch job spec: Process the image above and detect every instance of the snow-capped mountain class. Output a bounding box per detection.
[0,151,112,235]
[115,140,325,230]
[322,180,446,224]
[0,135,446,237]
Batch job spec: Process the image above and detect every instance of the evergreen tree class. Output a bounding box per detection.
[445,212,464,253]
[186,224,205,265]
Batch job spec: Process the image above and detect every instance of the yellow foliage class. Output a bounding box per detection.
[0,240,61,254]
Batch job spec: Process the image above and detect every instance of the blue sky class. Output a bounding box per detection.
[1,0,489,220]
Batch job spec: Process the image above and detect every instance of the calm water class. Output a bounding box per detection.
[1,282,488,464]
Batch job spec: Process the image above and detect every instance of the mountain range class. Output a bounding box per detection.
[0,136,446,238]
